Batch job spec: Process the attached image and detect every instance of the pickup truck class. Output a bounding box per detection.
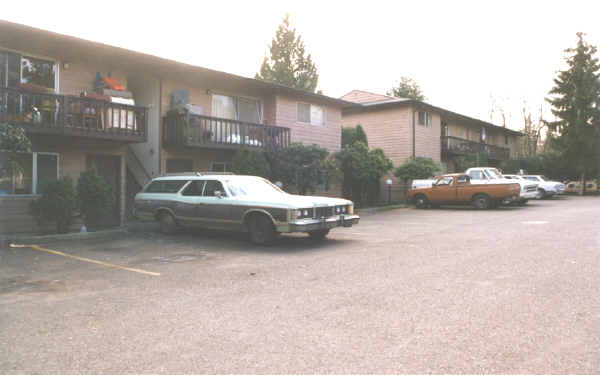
[465,167,538,205]
[408,173,521,209]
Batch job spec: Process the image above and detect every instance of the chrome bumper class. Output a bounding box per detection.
[278,214,360,233]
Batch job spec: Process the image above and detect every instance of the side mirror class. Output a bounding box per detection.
[215,191,224,199]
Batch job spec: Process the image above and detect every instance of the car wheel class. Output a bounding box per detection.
[518,199,528,206]
[414,195,429,209]
[248,214,277,246]
[472,194,490,210]
[536,189,545,200]
[308,229,330,240]
[159,212,178,235]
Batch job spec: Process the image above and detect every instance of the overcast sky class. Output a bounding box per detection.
[4,0,599,130]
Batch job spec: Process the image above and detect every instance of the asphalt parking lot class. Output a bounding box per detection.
[1,196,600,374]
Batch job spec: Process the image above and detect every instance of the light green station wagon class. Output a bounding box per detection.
[134,173,359,245]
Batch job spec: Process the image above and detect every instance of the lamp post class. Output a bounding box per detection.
[386,179,393,204]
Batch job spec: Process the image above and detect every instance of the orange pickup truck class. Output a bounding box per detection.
[408,173,521,209]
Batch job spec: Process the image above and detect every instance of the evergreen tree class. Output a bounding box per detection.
[256,14,319,92]
[387,77,426,101]
[546,33,600,194]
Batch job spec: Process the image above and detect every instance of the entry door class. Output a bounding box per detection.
[86,154,120,225]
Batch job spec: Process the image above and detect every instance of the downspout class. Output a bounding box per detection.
[158,78,163,175]
[412,106,416,158]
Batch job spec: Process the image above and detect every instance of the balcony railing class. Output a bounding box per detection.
[163,112,291,150]
[442,136,510,160]
[0,87,147,142]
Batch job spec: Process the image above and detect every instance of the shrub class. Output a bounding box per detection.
[394,157,440,183]
[77,168,114,230]
[230,150,271,178]
[30,176,77,233]
[268,143,335,195]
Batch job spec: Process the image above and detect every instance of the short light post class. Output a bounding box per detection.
[386,179,393,205]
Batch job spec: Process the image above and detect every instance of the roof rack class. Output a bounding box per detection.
[158,171,235,177]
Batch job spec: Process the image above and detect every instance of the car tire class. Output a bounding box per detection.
[536,189,545,200]
[248,214,277,246]
[308,229,330,240]
[518,199,528,206]
[159,212,178,235]
[472,194,490,210]
[414,194,429,209]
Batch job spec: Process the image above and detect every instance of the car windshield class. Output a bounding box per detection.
[486,169,503,179]
[224,177,286,197]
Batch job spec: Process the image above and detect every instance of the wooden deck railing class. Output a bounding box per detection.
[163,112,291,150]
[0,87,147,142]
[442,136,510,160]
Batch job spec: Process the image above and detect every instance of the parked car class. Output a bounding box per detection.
[502,174,539,204]
[134,173,360,245]
[522,175,566,198]
[407,173,521,209]
[465,167,538,205]
[565,180,598,194]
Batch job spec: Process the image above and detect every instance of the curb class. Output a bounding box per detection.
[0,228,127,248]
[356,204,409,214]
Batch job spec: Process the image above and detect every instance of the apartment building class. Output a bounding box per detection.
[0,20,352,234]
[341,90,522,200]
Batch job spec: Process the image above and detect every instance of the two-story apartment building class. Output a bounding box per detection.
[341,90,522,201]
[0,20,351,234]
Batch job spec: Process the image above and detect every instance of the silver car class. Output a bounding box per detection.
[134,173,359,245]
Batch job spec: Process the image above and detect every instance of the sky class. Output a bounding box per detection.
[3,0,600,131]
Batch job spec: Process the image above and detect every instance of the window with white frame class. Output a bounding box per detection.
[0,152,59,195]
[0,49,57,91]
[417,111,432,127]
[211,94,262,123]
[297,102,324,126]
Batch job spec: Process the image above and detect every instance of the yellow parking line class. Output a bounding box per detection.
[10,244,160,276]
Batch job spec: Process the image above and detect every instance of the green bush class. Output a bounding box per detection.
[394,157,440,183]
[77,168,114,230]
[268,143,335,195]
[230,150,271,178]
[30,176,77,233]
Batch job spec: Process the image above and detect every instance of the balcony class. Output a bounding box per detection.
[0,87,147,142]
[163,112,291,150]
[442,136,510,160]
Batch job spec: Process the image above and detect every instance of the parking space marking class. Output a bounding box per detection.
[522,221,549,225]
[9,244,160,276]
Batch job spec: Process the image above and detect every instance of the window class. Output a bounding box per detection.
[0,152,59,195]
[457,175,469,184]
[505,135,509,145]
[468,170,485,180]
[203,180,225,197]
[182,180,205,196]
[435,176,454,186]
[211,94,262,123]
[0,50,57,91]
[144,180,188,193]
[417,111,432,127]
[211,162,227,172]
[297,102,324,126]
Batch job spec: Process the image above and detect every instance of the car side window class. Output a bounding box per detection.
[468,171,483,180]
[181,180,205,196]
[457,175,469,184]
[436,177,453,186]
[203,180,225,197]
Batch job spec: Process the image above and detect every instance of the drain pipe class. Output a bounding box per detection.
[412,106,416,158]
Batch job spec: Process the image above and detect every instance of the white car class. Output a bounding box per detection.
[522,175,566,198]
[465,167,538,205]
[411,179,436,189]
[503,174,540,201]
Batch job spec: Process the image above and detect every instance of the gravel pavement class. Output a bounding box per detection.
[1,196,599,374]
